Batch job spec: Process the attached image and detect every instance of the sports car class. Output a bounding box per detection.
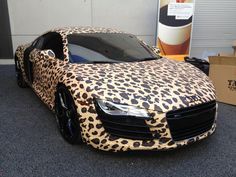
[15,27,217,152]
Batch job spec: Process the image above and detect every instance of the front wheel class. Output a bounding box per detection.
[14,55,27,88]
[55,85,83,144]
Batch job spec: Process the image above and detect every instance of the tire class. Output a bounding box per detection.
[14,55,27,88]
[55,84,83,144]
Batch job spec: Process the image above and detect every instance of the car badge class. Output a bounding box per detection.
[186,95,201,103]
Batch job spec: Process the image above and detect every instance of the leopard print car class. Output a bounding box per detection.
[15,27,217,152]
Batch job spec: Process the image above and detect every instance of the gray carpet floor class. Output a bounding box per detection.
[0,65,236,177]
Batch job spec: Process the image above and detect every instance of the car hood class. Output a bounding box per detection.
[68,58,216,113]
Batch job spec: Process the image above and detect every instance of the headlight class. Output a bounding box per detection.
[96,99,150,118]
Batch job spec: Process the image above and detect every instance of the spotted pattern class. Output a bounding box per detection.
[15,27,217,152]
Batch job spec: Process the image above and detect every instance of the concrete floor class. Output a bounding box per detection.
[0,59,14,65]
[0,65,236,177]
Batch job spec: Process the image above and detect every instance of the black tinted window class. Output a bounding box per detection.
[67,33,157,63]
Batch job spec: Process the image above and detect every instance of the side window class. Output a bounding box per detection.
[40,32,64,60]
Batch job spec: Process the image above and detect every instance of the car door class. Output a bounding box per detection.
[31,32,65,105]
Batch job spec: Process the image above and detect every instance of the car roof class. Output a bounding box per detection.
[51,26,125,36]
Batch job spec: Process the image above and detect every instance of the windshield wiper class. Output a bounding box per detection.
[139,57,159,61]
[89,57,161,64]
[90,61,118,64]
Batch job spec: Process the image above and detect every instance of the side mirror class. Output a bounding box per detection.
[40,49,55,59]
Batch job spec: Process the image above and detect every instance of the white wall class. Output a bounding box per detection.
[191,0,236,57]
[8,0,236,57]
[8,0,158,52]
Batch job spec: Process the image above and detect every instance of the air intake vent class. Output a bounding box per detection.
[95,102,154,140]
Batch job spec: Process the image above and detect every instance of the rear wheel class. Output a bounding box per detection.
[55,85,83,144]
[14,55,27,88]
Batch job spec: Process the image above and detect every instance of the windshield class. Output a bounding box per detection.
[67,33,158,63]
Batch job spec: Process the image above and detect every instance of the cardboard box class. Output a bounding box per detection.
[209,56,236,106]
[218,52,234,57]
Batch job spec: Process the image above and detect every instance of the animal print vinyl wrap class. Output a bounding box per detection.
[15,27,217,152]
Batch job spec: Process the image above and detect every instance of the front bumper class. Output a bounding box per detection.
[88,123,216,152]
[80,101,218,152]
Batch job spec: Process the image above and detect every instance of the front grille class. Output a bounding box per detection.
[166,101,216,141]
[95,102,154,140]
